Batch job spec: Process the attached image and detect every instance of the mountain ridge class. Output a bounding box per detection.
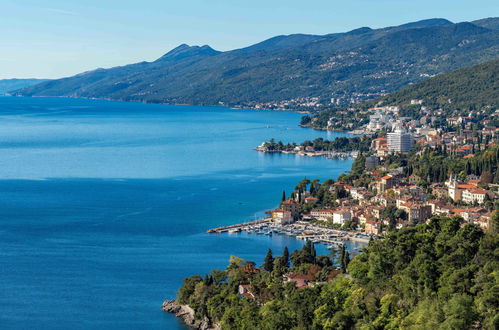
[14,17,499,109]
[0,78,49,95]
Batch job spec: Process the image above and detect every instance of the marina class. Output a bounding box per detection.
[254,147,359,160]
[206,219,372,247]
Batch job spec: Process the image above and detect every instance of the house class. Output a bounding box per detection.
[456,208,488,222]
[358,213,375,226]
[396,196,414,208]
[462,188,490,205]
[426,200,447,214]
[311,209,335,222]
[350,187,367,200]
[371,137,388,150]
[283,273,314,289]
[399,202,433,224]
[473,213,492,231]
[238,284,255,299]
[432,186,449,199]
[272,209,293,225]
[447,175,477,202]
[304,196,318,204]
[365,220,381,235]
[435,204,454,216]
[332,209,352,225]
[281,199,300,220]
[377,175,394,192]
[242,264,262,275]
[375,146,389,157]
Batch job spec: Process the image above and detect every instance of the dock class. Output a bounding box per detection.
[206,218,272,233]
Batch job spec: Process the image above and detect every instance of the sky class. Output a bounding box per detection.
[1,0,497,79]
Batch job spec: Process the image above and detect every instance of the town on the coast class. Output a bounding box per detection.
[163,57,498,329]
[213,100,497,246]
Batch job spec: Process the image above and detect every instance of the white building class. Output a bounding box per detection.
[272,209,293,225]
[311,209,335,222]
[462,189,490,205]
[387,128,413,153]
[332,210,352,225]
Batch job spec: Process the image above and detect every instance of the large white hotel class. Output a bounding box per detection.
[387,128,413,153]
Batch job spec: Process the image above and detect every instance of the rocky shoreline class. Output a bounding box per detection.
[162,300,220,330]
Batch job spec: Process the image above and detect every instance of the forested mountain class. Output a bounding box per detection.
[15,18,499,108]
[0,79,48,95]
[310,58,499,130]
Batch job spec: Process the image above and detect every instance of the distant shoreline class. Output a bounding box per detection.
[9,94,313,114]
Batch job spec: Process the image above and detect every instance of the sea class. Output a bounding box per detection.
[0,96,362,329]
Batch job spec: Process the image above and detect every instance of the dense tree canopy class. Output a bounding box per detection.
[175,215,498,329]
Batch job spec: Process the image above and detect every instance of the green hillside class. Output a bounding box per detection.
[380,58,498,111]
[311,58,499,130]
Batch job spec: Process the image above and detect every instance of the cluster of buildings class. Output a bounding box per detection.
[271,100,498,235]
[246,97,326,111]
[271,169,495,236]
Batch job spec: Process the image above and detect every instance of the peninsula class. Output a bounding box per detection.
[254,136,372,159]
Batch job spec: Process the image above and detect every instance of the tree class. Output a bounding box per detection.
[282,246,290,269]
[174,216,496,328]
[177,275,203,304]
[300,115,311,126]
[480,171,493,184]
[263,249,274,272]
[339,245,350,273]
[281,190,286,202]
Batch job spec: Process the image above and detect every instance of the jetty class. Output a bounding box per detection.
[206,218,271,233]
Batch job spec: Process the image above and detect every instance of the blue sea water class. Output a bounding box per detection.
[0,97,360,329]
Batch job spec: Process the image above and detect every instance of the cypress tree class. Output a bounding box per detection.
[281,190,286,202]
[263,249,274,272]
[339,245,347,273]
[282,246,290,268]
[311,242,317,263]
[343,248,350,272]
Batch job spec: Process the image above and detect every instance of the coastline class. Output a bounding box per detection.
[10,95,314,114]
[161,123,365,326]
[162,300,220,330]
